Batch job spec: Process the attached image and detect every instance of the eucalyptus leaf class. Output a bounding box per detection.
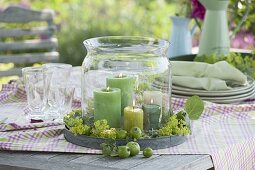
[184,96,204,120]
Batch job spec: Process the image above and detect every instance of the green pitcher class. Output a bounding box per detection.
[198,0,249,56]
[198,0,230,56]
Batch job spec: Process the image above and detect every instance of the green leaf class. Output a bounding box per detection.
[110,146,119,157]
[176,110,186,121]
[184,96,204,120]
[0,138,8,142]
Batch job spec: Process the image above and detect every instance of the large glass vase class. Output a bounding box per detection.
[81,36,171,131]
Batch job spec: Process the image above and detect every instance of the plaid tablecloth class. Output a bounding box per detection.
[0,80,255,170]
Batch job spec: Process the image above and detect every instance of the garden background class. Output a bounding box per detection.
[0,0,254,85]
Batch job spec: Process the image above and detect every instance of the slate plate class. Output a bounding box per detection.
[64,128,187,150]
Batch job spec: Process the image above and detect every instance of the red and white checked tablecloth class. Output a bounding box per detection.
[0,80,255,170]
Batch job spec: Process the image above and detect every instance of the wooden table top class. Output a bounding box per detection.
[0,151,213,170]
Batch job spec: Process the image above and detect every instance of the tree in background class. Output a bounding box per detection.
[228,0,255,49]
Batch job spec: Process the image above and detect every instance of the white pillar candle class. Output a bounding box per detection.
[143,91,163,107]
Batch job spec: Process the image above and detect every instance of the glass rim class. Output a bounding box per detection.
[83,36,170,52]
[42,63,72,69]
[22,66,43,73]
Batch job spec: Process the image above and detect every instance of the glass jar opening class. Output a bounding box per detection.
[83,36,170,54]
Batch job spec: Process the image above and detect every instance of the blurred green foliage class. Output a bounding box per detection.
[0,0,254,67]
[1,0,175,66]
[0,0,254,88]
[228,0,255,33]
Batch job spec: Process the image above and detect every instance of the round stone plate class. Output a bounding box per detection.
[64,127,187,150]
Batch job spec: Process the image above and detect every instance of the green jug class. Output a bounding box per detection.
[198,0,230,56]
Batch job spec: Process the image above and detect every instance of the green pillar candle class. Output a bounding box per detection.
[106,74,134,114]
[143,91,163,129]
[93,87,121,128]
[142,104,161,130]
[123,106,143,131]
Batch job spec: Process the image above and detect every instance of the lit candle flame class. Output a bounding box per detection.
[133,99,136,107]
[135,76,139,91]
[106,87,110,91]
[150,99,154,104]
[132,100,136,111]
[119,73,123,78]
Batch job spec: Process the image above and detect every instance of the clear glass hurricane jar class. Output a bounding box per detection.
[82,36,171,131]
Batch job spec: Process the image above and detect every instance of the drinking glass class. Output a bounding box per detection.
[22,67,45,120]
[43,63,72,120]
[58,86,75,119]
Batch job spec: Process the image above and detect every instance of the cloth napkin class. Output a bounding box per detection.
[171,61,248,91]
